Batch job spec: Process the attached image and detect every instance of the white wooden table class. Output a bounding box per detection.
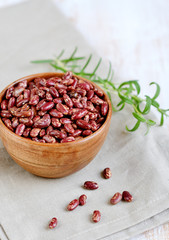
[0,0,169,239]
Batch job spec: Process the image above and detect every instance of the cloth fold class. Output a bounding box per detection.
[0,0,168,239]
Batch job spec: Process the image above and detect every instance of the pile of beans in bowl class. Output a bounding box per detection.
[0,72,109,143]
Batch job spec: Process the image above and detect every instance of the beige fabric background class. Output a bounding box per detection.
[0,0,169,239]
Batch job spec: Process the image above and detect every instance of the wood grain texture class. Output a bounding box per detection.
[0,72,112,178]
[131,223,169,240]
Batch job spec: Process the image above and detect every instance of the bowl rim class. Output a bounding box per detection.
[0,72,112,147]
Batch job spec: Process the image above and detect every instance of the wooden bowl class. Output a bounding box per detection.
[0,73,112,178]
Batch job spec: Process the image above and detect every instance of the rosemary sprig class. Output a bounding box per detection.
[31,48,169,133]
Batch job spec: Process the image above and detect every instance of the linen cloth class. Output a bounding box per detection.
[0,0,169,239]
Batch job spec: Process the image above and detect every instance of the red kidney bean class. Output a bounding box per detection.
[49,87,59,98]
[39,78,47,86]
[53,98,62,104]
[1,110,12,118]
[63,71,73,80]
[87,90,94,100]
[29,95,39,106]
[82,130,92,136]
[76,119,91,130]
[56,103,69,115]
[72,123,78,129]
[8,97,16,109]
[55,83,67,90]
[15,124,25,136]
[96,117,105,124]
[46,78,58,87]
[13,87,25,97]
[41,102,54,111]
[17,98,29,108]
[60,118,72,124]
[19,118,33,127]
[21,104,30,111]
[77,82,90,91]
[92,210,101,223]
[30,88,37,97]
[16,110,32,118]
[1,100,8,110]
[58,89,67,96]
[33,115,40,123]
[68,108,80,115]
[18,80,27,88]
[84,181,98,190]
[46,92,53,101]
[16,95,23,105]
[49,217,57,229]
[34,114,51,128]
[71,78,78,88]
[51,118,61,128]
[46,126,53,135]
[38,111,47,116]
[6,87,14,99]
[23,128,31,137]
[101,102,108,116]
[72,98,83,108]
[63,94,73,108]
[28,82,35,90]
[49,109,63,118]
[50,129,61,138]
[67,199,79,211]
[30,128,41,138]
[71,109,88,120]
[95,105,101,112]
[64,123,74,134]
[67,87,75,93]
[94,87,104,97]
[91,95,104,105]
[39,86,49,92]
[39,129,46,137]
[60,136,75,143]
[3,119,13,131]
[122,191,133,202]
[90,120,99,132]
[88,112,97,120]
[79,194,87,206]
[36,99,46,111]
[12,118,19,128]
[80,97,87,108]
[86,101,96,112]
[110,193,122,205]
[36,89,45,98]
[76,88,86,97]
[62,78,74,85]
[103,168,112,179]
[84,114,89,122]
[43,135,56,143]
[70,129,82,137]
[24,89,30,99]
[68,91,78,98]
[30,106,36,119]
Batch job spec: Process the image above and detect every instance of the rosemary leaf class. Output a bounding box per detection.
[31,48,169,133]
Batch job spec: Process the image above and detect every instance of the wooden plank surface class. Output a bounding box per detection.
[131,223,169,240]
